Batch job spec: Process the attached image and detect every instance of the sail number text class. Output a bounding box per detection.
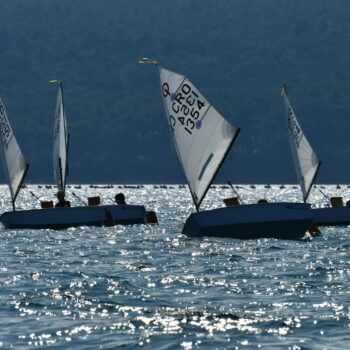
[0,102,13,148]
[163,82,205,135]
[287,107,302,147]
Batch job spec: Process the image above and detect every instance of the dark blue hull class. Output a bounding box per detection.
[183,202,313,240]
[312,206,350,226]
[0,204,148,229]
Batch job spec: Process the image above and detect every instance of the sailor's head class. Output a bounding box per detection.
[57,190,65,201]
[115,193,126,205]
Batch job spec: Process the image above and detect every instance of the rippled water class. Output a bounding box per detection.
[0,184,349,349]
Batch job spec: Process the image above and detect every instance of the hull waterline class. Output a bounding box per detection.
[182,202,313,240]
[0,204,151,229]
[312,206,350,227]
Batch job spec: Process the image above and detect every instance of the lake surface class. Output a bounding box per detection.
[0,184,349,349]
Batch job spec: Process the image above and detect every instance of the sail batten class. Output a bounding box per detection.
[158,67,240,209]
[282,84,320,202]
[53,82,68,192]
[0,98,29,208]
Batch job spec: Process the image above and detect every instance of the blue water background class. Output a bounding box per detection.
[0,184,349,349]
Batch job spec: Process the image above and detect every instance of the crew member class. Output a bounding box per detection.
[115,193,126,205]
[55,191,71,208]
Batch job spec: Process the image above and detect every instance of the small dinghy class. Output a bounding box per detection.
[282,84,350,227]
[183,202,312,239]
[142,60,313,239]
[0,204,148,229]
[0,87,156,229]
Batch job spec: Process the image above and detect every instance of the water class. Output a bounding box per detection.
[0,184,349,349]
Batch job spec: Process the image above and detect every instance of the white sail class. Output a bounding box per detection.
[159,67,240,209]
[282,84,320,202]
[52,82,68,192]
[0,98,28,207]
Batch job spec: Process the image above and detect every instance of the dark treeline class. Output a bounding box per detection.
[0,0,349,184]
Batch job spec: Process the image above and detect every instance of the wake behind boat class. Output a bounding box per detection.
[282,84,350,227]
[142,59,313,239]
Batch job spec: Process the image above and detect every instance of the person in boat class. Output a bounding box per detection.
[55,190,71,208]
[115,193,126,205]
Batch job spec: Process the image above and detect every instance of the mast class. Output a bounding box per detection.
[155,65,200,210]
[304,161,321,203]
[11,163,29,211]
[139,59,241,211]
[50,80,69,192]
[59,81,69,178]
[195,127,241,210]
[158,65,240,211]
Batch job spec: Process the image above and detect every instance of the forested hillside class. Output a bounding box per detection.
[0,0,349,183]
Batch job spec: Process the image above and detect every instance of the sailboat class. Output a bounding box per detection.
[0,87,156,229]
[51,80,69,193]
[0,98,29,211]
[282,84,350,226]
[151,62,313,239]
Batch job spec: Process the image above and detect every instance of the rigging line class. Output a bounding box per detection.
[29,190,40,201]
[227,180,244,204]
[318,187,331,201]
[108,196,116,204]
[72,192,87,206]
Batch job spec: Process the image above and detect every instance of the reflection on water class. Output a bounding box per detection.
[0,184,349,349]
